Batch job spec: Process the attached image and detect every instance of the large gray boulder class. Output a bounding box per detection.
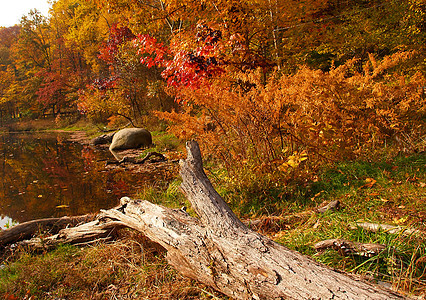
[109,128,152,151]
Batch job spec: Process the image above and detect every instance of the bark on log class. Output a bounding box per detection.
[8,141,405,299]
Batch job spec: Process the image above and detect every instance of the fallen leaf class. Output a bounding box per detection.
[56,205,69,209]
[394,216,408,224]
[360,178,377,189]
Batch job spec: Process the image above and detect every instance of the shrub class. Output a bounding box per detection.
[157,52,426,183]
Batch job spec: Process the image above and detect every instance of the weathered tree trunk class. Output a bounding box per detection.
[6,141,404,299]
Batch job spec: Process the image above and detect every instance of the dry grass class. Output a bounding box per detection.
[0,230,227,299]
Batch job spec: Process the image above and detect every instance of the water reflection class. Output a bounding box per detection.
[0,132,172,228]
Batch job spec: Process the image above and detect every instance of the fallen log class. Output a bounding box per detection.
[0,215,95,247]
[10,141,405,299]
[18,219,125,250]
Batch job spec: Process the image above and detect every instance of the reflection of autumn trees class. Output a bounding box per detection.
[81,146,97,172]
[0,133,177,224]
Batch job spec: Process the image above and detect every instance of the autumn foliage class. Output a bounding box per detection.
[135,23,224,89]
[0,0,424,174]
[157,51,425,180]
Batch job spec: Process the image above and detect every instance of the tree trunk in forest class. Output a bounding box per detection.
[4,141,405,299]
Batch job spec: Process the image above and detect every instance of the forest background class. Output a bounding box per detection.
[0,0,425,175]
[0,0,426,298]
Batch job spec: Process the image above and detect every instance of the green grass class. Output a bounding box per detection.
[0,245,81,298]
[151,131,182,152]
[135,179,185,207]
[135,131,184,163]
[58,120,101,136]
[269,153,426,295]
[275,211,426,294]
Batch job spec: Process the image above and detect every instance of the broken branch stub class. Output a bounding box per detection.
[179,140,247,235]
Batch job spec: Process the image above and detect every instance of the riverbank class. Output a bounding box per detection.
[1,117,182,160]
[0,118,97,147]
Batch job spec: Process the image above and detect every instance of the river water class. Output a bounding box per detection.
[0,132,168,229]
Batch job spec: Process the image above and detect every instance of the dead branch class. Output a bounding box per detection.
[18,218,125,251]
[315,238,386,257]
[351,222,424,237]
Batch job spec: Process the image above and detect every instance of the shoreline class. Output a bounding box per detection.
[0,129,92,145]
